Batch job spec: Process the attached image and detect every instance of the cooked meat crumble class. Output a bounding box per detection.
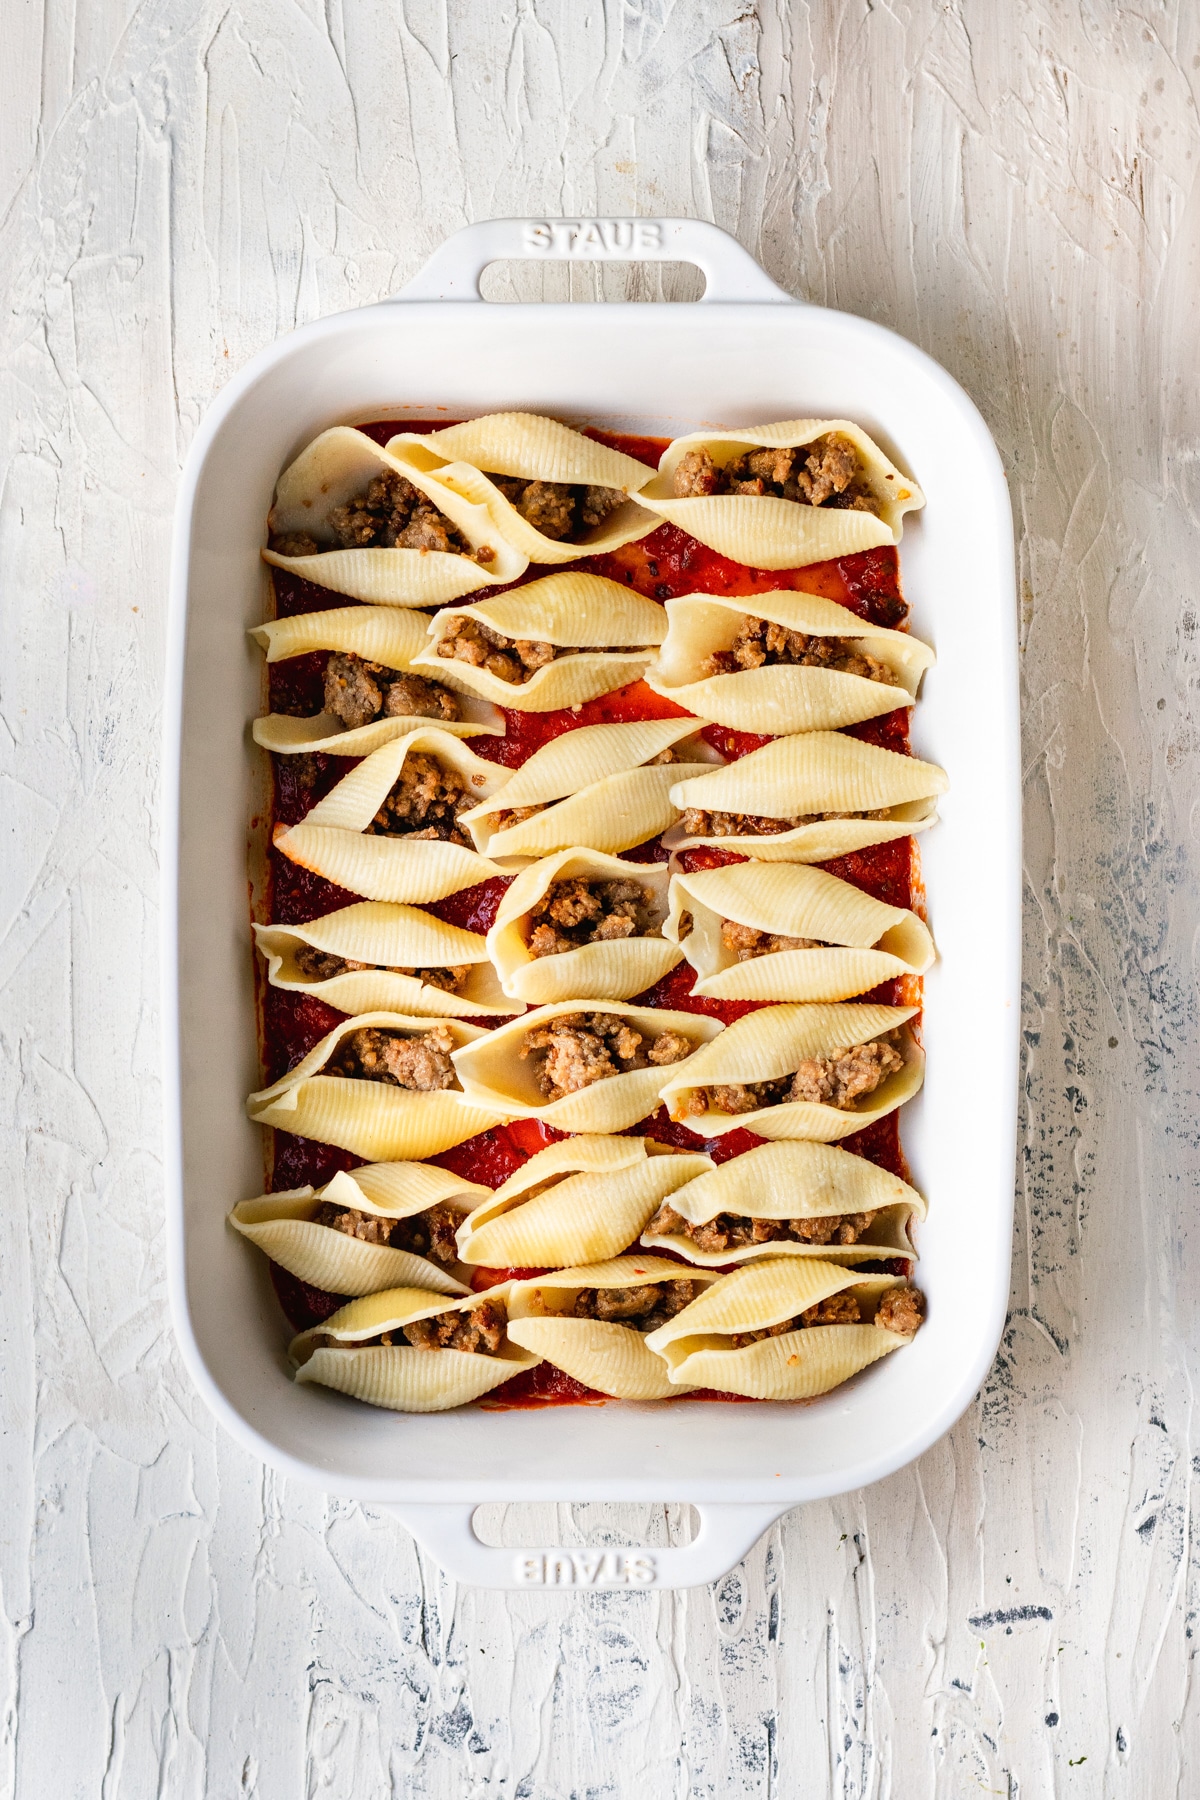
[719,919,823,960]
[365,752,475,845]
[485,473,626,542]
[702,616,895,685]
[313,1200,462,1265]
[489,803,546,832]
[269,469,491,560]
[680,806,892,838]
[730,1291,864,1347]
[436,615,648,685]
[293,945,470,993]
[347,1298,506,1355]
[326,1024,458,1091]
[323,653,460,731]
[526,877,658,959]
[520,1011,694,1100]
[874,1285,925,1336]
[671,435,879,514]
[570,1278,706,1334]
[678,1034,904,1118]
[647,1202,880,1253]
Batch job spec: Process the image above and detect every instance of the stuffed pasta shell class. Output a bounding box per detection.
[461,717,721,861]
[644,1259,925,1399]
[387,412,659,563]
[488,850,679,1003]
[229,1160,489,1296]
[291,1286,538,1411]
[456,1135,713,1269]
[253,900,513,1018]
[506,1257,721,1399]
[246,1012,507,1160]
[272,729,507,902]
[646,589,932,735]
[640,1140,925,1267]
[262,427,527,605]
[665,860,933,1003]
[251,604,502,756]
[636,420,923,568]
[658,1001,922,1141]
[452,1000,722,1133]
[668,730,947,862]
[412,573,667,712]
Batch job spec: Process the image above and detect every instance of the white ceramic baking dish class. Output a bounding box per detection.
[164,218,1019,1589]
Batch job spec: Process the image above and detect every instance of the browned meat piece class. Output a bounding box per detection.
[401,1298,506,1354]
[875,1285,925,1336]
[793,435,859,506]
[294,945,366,982]
[269,531,320,558]
[382,674,460,721]
[328,1024,457,1090]
[324,653,388,729]
[646,1202,879,1252]
[328,470,420,547]
[520,1010,674,1099]
[366,752,473,844]
[673,447,720,496]
[681,806,891,838]
[744,446,796,486]
[719,919,821,960]
[788,1037,904,1109]
[525,878,656,959]
[513,480,576,540]
[579,485,625,528]
[708,1080,789,1114]
[572,1277,705,1333]
[313,1202,396,1245]
[514,638,557,672]
[436,616,563,685]
[490,804,545,832]
[731,1291,862,1347]
[703,615,895,684]
[647,1029,693,1066]
[394,500,456,553]
[415,964,470,994]
[386,1202,463,1266]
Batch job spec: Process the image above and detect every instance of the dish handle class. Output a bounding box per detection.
[395,217,795,305]
[380,1499,790,1590]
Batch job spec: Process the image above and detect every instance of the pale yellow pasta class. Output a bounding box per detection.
[506,1256,721,1399]
[657,1002,922,1141]
[488,850,680,1003]
[263,427,527,603]
[665,861,934,1002]
[411,574,666,712]
[228,1188,472,1296]
[253,901,513,1018]
[668,730,948,862]
[456,1136,713,1268]
[645,1260,914,1398]
[640,1139,925,1266]
[646,590,932,734]
[246,1012,507,1160]
[292,1287,539,1412]
[452,1001,724,1133]
[636,420,924,568]
[387,413,659,562]
[272,731,508,900]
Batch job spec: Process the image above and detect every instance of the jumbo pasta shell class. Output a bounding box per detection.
[412,574,666,712]
[668,730,947,863]
[506,1256,720,1399]
[387,414,659,562]
[657,1002,922,1141]
[254,901,514,1018]
[246,1012,506,1159]
[457,1137,713,1268]
[488,850,680,1003]
[637,421,923,568]
[263,428,527,603]
[452,1001,723,1133]
[666,861,933,1003]
[640,1139,925,1266]
[228,1189,471,1296]
[646,590,932,734]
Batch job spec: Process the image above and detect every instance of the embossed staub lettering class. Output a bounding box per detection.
[522,220,664,257]
[515,1550,658,1586]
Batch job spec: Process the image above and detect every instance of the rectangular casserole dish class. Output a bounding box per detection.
[164,218,1019,1589]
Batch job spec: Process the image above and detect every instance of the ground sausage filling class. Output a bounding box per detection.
[270,469,491,561]
[680,806,892,838]
[318,653,460,731]
[325,1025,458,1091]
[312,1200,462,1266]
[718,919,825,960]
[672,435,879,514]
[435,615,650,686]
[525,877,659,959]
[293,946,470,993]
[520,1011,694,1100]
[729,1284,924,1347]
[702,616,896,684]
[364,752,476,845]
[569,1278,707,1334]
[484,474,626,542]
[646,1203,881,1253]
[334,1298,507,1355]
[678,1034,905,1118]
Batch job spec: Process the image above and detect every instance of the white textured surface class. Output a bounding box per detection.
[2,2,1198,1792]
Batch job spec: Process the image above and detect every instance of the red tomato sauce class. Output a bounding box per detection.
[258,425,923,1394]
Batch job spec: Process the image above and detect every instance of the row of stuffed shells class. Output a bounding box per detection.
[262,415,923,610]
